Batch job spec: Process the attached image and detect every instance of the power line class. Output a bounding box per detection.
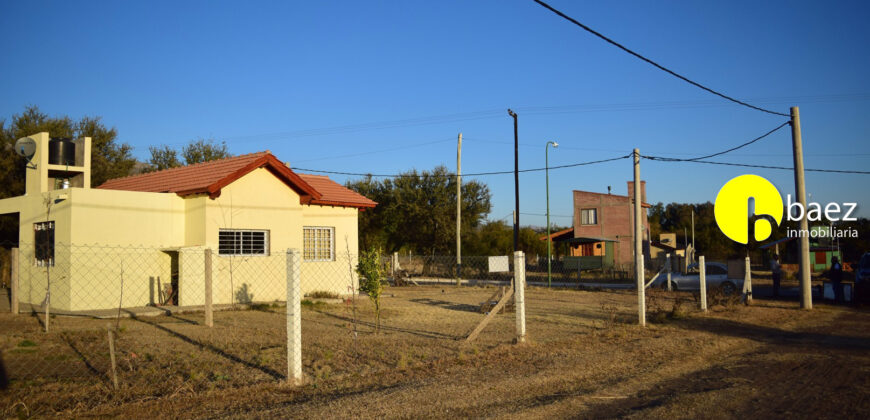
[530,0,790,117]
[293,154,631,178]
[642,156,870,175]
[644,121,791,162]
[521,212,573,218]
[292,137,455,163]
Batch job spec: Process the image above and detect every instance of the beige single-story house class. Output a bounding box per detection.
[0,132,376,311]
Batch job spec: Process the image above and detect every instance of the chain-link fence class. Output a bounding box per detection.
[4,244,706,416]
[2,245,543,413]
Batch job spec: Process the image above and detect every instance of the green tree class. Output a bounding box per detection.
[346,166,492,255]
[147,145,182,170]
[462,220,547,258]
[182,138,230,165]
[146,138,231,172]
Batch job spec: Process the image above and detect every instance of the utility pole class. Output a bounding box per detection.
[633,149,645,326]
[508,109,519,252]
[790,106,812,310]
[456,133,462,284]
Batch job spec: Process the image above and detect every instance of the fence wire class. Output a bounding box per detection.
[2,245,683,414]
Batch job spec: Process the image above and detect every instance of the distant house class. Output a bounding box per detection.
[544,181,651,268]
[0,132,376,311]
[760,225,843,273]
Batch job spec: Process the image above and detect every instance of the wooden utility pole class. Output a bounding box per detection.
[790,106,812,310]
[456,133,462,284]
[633,149,645,326]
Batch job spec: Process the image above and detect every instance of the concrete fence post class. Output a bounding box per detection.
[204,249,213,327]
[513,251,526,343]
[286,249,303,384]
[11,247,18,315]
[392,252,398,278]
[743,256,753,305]
[699,255,707,312]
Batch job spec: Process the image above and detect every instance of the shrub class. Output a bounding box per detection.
[356,248,384,333]
[308,290,341,299]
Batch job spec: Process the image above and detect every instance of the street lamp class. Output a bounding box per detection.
[546,141,559,287]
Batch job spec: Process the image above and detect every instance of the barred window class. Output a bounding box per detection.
[34,221,55,267]
[303,227,334,261]
[580,208,598,225]
[218,229,269,256]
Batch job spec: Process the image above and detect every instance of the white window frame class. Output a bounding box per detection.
[218,229,270,256]
[580,208,598,225]
[303,226,335,262]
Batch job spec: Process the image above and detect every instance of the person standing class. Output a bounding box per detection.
[830,256,844,304]
[770,254,782,298]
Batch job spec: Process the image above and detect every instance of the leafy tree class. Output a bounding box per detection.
[462,220,548,258]
[182,138,230,165]
[147,138,231,172]
[147,145,182,170]
[346,166,492,255]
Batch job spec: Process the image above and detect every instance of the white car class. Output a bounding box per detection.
[652,262,743,295]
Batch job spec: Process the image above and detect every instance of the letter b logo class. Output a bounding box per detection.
[714,174,783,244]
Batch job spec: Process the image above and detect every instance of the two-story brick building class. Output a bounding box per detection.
[547,181,650,268]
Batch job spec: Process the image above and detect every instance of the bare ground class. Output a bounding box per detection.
[2,285,869,419]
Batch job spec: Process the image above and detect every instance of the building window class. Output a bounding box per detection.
[218,229,269,256]
[580,208,598,225]
[34,221,55,267]
[303,227,334,261]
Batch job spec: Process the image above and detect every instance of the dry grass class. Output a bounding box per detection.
[2,285,869,419]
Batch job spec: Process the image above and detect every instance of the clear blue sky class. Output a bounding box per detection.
[2,0,868,227]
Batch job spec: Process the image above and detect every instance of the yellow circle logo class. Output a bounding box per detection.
[714,174,783,244]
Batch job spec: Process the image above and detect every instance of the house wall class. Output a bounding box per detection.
[5,167,364,310]
[300,205,360,297]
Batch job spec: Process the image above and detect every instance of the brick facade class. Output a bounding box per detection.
[572,181,649,266]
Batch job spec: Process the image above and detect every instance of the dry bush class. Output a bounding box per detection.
[708,288,741,310]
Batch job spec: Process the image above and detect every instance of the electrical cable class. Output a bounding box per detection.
[530,0,791,117]
[641,156,870,175]
[293,154,631,178]
[644,121,791,162]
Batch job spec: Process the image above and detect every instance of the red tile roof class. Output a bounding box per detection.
[298,174,377,208]
[97,152,377,209]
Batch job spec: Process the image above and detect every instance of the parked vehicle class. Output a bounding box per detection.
[652,261,743,295]
[855,252,870,304]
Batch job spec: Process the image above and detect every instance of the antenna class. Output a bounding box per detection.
[14,137,38,169]
[14,137,37,160]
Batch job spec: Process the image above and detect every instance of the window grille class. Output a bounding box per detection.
[34,221,55,267]
[218,229,269,256]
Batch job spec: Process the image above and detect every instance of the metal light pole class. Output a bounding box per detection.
[546,141,559,287]
[508,109,519,253]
